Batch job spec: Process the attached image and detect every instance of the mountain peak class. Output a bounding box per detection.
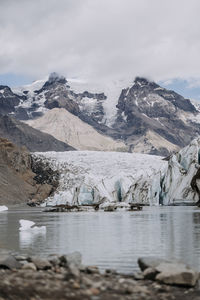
[48,72,67,84]
[34,72,68,93]
[134,77,150,85]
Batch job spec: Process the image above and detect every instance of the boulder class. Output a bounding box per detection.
[138,257,169,271]
[155,262,199,287]
[104,204,117,212]
[86,266,100,274]
[22,263,37,271]
[60,252,82,267]
[143,267,158,280]
[0,255,22,269]
[30,257,51,270]
[67,263,80,279]
[15,255,28,261]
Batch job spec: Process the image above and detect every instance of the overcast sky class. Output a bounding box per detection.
[1,0,200,97]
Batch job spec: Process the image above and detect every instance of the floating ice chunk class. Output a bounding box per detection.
[0,206,8,212]
[19,219,46,232]
[19,219,35,230]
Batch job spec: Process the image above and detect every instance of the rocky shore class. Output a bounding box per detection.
[0,253,199,300]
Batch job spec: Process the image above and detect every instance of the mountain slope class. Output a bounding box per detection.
[0,138,59,205]
[26,108,127,151]
[0,115,75,152]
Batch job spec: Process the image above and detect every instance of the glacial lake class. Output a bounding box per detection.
[0,206,200,273]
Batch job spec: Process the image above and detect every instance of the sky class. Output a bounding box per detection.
[1,0,200,99]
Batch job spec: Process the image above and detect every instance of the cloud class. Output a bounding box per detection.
[1,0,200,84]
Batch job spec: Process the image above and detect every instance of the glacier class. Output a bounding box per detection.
[33,138,200,207]
[33,151,167,207]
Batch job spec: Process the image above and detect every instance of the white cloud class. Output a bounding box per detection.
[1,0,200,84]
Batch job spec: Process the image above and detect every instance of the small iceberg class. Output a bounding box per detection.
[19,219,46,232]
[0,206,8,212]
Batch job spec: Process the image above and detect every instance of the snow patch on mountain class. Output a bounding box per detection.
[12,77,49,117]
[12,78,48,96]
[68,78,134,126]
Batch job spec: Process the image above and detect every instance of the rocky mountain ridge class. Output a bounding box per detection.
[2,73,200,155]
[114,77,200,154]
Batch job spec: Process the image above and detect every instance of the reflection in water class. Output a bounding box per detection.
[0,206,200,273]
[19,231,46,248]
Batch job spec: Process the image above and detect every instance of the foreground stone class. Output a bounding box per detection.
[0,255,21,269]
[0,254,199,300]
[138,257,199,287]
[138,257,170,271]
[155,262,199,287]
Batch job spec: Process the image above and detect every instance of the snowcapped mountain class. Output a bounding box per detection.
[2,72,200,154]
[114,77,200,155]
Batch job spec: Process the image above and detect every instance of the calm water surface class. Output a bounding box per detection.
[0,206,200,273]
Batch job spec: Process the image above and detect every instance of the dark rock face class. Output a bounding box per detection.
[0,115,75,152]
[191,167,200,204]
[41,75,107,127]
[0,138,59,205]
[31,156,59,189]
[0,85,22,115]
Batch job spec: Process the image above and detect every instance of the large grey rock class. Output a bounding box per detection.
[30,257,51,270]
[143,267,158,280]
[155,262,199,287]
[60,252,82,267]
[22,263,37,271]
[67,263,80,278]
[0,255,22,269]
[138,257,169,271]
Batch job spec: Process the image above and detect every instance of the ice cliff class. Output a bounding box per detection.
[33,151,166,206]
[33,138,200,206]
[161,138,200,205]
